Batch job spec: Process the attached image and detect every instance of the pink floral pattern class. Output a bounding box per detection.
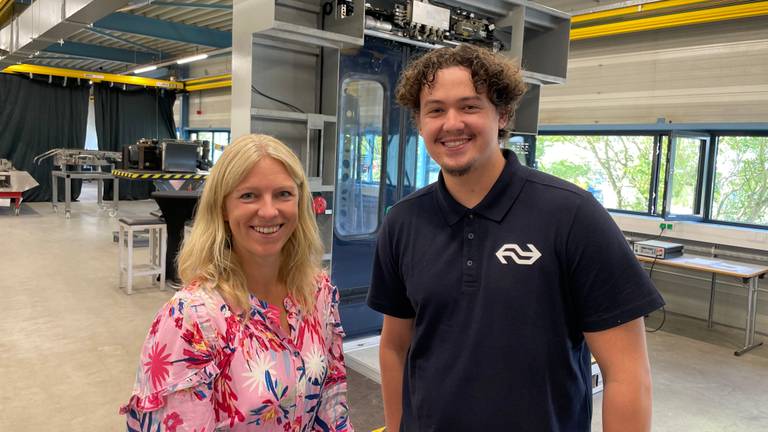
[121,274,353,431]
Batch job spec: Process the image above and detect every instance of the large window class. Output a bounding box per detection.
[535,131,767,230]
[414,136,440,189]
[711,136,768,226]
[536,135,656,212]
[188,130,230,164]
[663,133,708,220]
[335,79,385,237]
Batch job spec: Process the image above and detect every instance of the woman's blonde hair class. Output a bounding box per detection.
[178,134,323,312]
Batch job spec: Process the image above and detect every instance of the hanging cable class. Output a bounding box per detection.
[643,226,667,333]
[646,255,667,333]
[251,85,304,113]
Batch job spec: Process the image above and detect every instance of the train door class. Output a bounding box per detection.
[333,37,407,336]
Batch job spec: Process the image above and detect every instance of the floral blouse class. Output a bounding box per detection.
[121,274,353,432]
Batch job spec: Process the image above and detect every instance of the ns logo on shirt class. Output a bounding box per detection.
[496,243,542,265]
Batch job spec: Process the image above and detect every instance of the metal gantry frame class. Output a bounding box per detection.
[572,0,768,40]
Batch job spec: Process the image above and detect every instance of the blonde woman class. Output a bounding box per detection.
[121,134,353,431]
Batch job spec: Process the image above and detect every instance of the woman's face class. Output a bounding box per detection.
[224,157,299,266]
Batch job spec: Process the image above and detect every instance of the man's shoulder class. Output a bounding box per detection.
[517,166,600,215]
[522,166,592,199]
[387,183,438,219]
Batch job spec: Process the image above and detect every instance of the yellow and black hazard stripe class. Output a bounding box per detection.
[111,169,207,180]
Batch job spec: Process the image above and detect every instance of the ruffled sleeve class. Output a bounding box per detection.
[313,275,354,432]
[121,287,222,432]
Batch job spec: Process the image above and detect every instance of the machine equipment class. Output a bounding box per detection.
[0,159,39,216]
[33,148,122,169]
[122,138,211,172]
[364,0,502,50]
[33,149,122,219]
[634,239,684,259]
[0,159,12,188]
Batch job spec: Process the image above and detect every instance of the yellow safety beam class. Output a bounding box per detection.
[573,0,713,24]
[1,64,184,89]
[572,1,768,40]
[186,80,232,91]
[0,0,15,27]
[112,169,207,180]
[184,73,231,85]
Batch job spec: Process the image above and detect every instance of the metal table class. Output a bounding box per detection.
[51,169,119,219]
[0,171,39,215]
[638,254,768,356]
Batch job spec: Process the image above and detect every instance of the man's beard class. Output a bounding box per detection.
[443,165,471,177]
[442,157,475,177]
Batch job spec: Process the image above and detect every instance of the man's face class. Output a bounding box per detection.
[417,66,508,177]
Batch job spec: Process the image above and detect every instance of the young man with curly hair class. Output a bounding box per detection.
[367,44,663,431]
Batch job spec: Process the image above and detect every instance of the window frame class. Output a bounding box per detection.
[661,131,711,222]
[535,128,768,231]
[534,131,661,216]
[186,129,230,165]
[707,132,768,229]
[333,74,389,240]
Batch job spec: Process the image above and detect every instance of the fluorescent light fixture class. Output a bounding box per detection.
[176,53,208,64]
[133,65,158,74]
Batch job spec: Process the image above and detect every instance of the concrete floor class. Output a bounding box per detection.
[2,190,768,431]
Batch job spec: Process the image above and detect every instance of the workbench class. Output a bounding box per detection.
[51,169,119,219]
[638,254,768,356]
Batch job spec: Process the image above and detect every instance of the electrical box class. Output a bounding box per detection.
[634,240,684,259]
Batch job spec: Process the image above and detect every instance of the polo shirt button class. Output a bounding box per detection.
[468,233,474,240]
[467,259,473,266]
[468,213,474,219]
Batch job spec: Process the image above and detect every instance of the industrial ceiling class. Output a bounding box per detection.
[1,0,767,77]
[0,0,232,75]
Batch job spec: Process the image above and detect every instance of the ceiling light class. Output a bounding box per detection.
[176,54,208,64]
[133,65,158,74]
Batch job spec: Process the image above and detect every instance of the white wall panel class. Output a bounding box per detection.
[540,17,768,125]
[188,88,231,129]
[187,55,231,78]
[173,56,233,130]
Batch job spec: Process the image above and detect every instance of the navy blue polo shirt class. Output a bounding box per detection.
[367,149,664,432]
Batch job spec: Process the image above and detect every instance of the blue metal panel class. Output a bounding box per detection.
[180,94,190,139]
[95,13,232,48]
[85,28,161,55]
[44,41,157,64]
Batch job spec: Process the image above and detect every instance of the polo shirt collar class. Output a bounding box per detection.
[435,149,529,225]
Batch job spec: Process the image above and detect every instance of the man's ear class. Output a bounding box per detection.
[498,109,510,130]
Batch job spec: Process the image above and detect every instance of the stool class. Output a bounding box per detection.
[118,217,167,294]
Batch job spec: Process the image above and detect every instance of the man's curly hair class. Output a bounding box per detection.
[395,44,527,139]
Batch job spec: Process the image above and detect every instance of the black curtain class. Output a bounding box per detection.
[94,85,177,200]
[0,74,89,202]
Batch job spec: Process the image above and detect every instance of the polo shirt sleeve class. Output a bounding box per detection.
[565,194,665,332]
[367,213,417,319]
